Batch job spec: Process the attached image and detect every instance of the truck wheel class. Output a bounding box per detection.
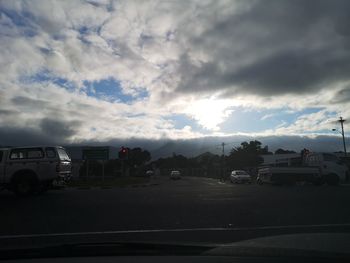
[13,176,37,197]
[37,181,52,194]
[326,174,340,186]
[313,176,325,186]
[286,176,296,186]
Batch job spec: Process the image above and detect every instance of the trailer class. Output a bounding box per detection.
[257,152,348,186]
[257,166,322,185]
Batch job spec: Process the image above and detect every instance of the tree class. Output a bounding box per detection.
[275,148,296,154]
[128,147,151,167]
[172,153,188,168]
[227,140,269,169]
[196,152,220,169]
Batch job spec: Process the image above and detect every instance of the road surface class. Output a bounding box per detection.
[1,176,350,237]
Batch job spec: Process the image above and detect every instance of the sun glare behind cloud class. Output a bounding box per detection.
[184,98,234,131]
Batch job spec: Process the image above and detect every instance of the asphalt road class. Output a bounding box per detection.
[1,176,350,237]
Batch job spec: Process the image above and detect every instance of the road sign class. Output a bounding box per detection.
[82,147,109,160]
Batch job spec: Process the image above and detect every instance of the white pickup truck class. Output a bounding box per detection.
[0,146,72,196]
[257,152,349,186]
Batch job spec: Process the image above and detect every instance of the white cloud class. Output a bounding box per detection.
[273,110,337,135]
[0,80,206,142]
[260,113,275,121]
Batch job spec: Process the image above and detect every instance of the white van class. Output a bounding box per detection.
[0,146,71,196]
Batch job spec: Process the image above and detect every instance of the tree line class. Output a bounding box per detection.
[78,140,297,177]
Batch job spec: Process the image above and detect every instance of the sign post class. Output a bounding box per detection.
[102,161,105,181]
[121,160,125,177]
[118,146,129,177]
[86,160,89,180]
[82,147,109,180]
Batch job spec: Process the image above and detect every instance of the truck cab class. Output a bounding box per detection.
[305,153,348,184]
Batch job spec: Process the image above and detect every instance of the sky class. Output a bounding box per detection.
[0,0,350,152]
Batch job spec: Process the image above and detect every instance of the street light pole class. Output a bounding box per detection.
[338,117,347,157]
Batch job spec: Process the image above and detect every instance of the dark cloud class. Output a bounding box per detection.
[0,109,18,115]
[0,119,82,147]
[0,127,62,146]
[222,48,350,96]
[331,87,350,104]
[177,0,350,97]
[40,118,81,140]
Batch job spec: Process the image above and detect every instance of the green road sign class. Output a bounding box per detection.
[82,147,109,160]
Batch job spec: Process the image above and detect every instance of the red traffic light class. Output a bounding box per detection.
[119,146,128,159]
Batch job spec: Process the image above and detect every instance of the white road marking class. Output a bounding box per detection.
[201,198,239,201]
[2,223,350,239]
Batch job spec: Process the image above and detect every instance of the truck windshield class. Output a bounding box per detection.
[323,153,339,163]
[57,148,71,161]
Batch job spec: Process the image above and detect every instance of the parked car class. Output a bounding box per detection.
[170,170,181,180]
[145,170,154,177]
[230,170,252,184]
[0,146,72,196]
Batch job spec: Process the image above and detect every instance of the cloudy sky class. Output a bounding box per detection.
[0,0,349,151]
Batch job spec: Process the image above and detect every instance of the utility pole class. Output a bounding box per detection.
[338,117,347,157]
[221,142,225,156]
[221,142,226,181]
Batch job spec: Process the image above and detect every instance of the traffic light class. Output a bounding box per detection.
[118,146,128,160]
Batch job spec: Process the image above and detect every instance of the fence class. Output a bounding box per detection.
[72,160,258,181]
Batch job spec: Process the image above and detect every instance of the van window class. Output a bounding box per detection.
[57,148,71,161]
[27,148,44,159]
[46,148,57,158]
[10,149,26,159]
